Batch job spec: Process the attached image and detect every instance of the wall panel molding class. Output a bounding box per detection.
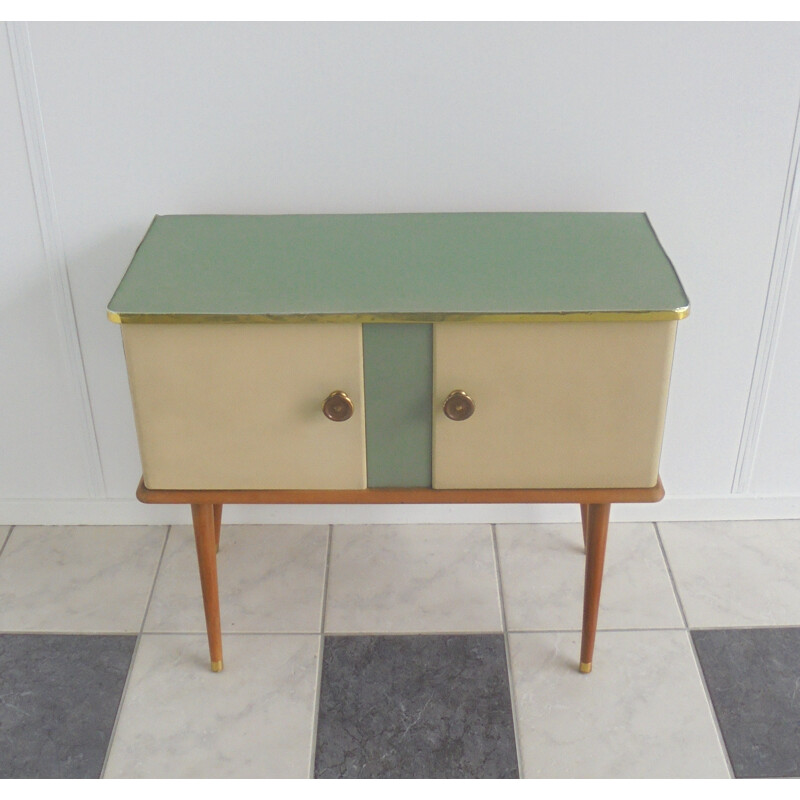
[733,94,800,494]
[6,22,105,497]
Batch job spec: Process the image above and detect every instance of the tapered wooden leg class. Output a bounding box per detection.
[579,502,610,674]
[213,503,222,553]
[191,503,223,672]
[580,503,589,551]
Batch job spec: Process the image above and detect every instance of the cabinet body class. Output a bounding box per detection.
[110,212,689,492]
[121,318,676,491]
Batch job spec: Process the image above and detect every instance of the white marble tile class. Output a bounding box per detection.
[509,630,730,778]
[658,519,800,628]
[0,526,166,633]
[104,634,320,778]
[144,524,328,634]
[325,524,502,633]
[496,522,684,631]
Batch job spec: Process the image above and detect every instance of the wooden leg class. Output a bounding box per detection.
[580,503,589,551]
[579,502,610,674]
[213,503,222,553]
[191,503,223,672]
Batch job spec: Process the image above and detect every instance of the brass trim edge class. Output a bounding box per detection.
[107,306,690,325]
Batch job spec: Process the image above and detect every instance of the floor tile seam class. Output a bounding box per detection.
[689,623,800,631]
[492,523,524,779]
[684,628,737,778]
[100,523,171,779]
[654,523,735,778]
[321,627,505,636]
[506,626,688,634]
[653,522,691,629]
[0,525,12,558]
[659,517,800,526]
[0,626,695,637]
[309,523,333,779]
[136,629,325,636]
[320,524,333,636]
[0,629,149,636]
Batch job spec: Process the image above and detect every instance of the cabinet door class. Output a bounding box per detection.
[122,323,366,489]
[432,321,676,489]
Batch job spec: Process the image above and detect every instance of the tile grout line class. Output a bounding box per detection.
[2,626,636,637]
[506,626,688,634]
[652,522,690,629]
[0,525,14,559]
[118,630,322,636]
[491,524,524,779]
[307,523,333,780]
[99,524,171,779]
[653,522,736,779]
[684,623,800,631]
[684,632,737,780]
[321,627,507,636]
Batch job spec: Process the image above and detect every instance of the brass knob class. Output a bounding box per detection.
[443,390,475,421]
[323,390,354,422]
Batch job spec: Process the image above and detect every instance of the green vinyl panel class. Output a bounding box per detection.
[108,213,689,320]
[363,323,432,488]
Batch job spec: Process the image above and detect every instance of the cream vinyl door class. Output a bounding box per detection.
[122,323,366,490]
[432,321,677,489]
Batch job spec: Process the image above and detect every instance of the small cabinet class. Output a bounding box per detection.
[109,212,690,675]
[109,212,689,493]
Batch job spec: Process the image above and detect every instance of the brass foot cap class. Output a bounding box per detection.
[211,660,224,672]
[579,661,592,674]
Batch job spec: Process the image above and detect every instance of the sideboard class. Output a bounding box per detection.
[108,212,689,674]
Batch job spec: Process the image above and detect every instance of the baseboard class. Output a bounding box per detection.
[1,495,799,526]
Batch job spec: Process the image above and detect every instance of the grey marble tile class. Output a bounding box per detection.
[0,526,166,632]
[325,524,502,633]
[145,524,328,633]
[509,630,729,778]
[692,627,800,778]
[104,633,320,778]
[314,634,518,778]
[0,634,135,778]
[496,522,683,631]
[0,526,10,553]
[659,520,800,628]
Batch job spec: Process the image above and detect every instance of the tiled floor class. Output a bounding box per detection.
[1,519,799,778]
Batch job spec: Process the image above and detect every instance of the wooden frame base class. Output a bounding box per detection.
[137,477,664,674]
[137,480,663,506]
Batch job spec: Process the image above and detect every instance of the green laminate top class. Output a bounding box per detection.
[107,213,689,322]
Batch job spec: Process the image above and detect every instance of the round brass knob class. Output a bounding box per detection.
[443,390,475,421]
[323,390,354,422]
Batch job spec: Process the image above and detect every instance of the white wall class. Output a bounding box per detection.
[2,21,800,524]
